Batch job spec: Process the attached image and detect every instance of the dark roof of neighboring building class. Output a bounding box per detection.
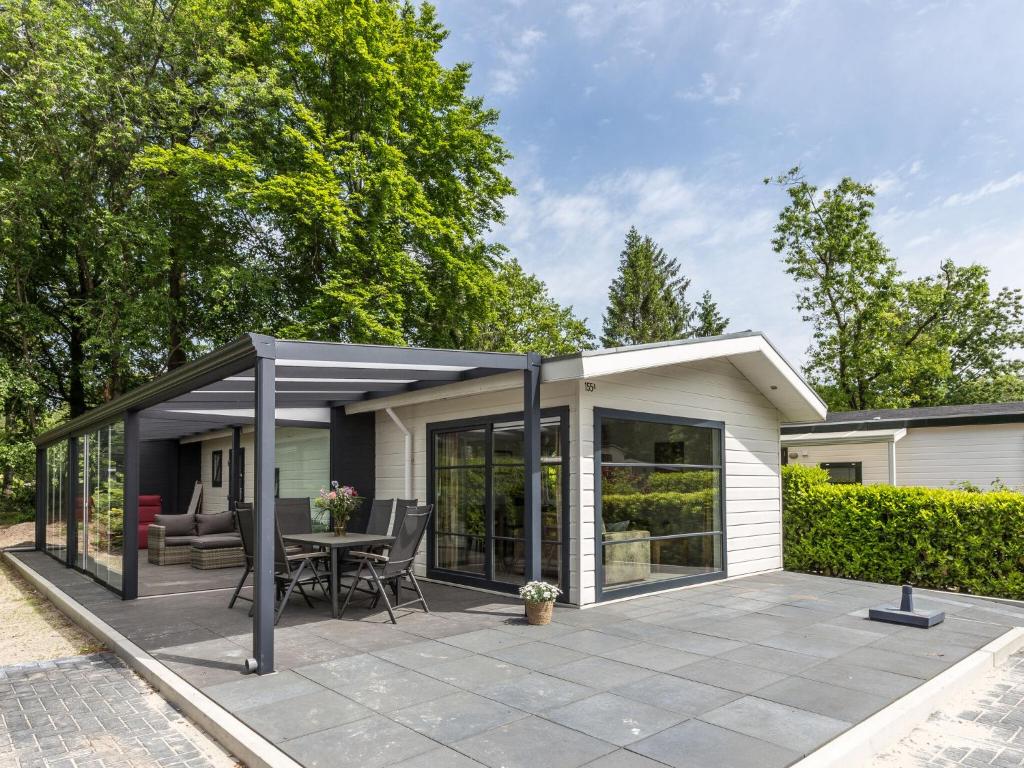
[783,401,1024,434]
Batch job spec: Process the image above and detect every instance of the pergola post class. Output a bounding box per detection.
[229,426,242,510]
[253,353,276,674]
[34,447,46,552]
[522,352,542,582]
[122,411,140,600]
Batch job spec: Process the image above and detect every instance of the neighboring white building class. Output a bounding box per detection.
[782,402,1024,491]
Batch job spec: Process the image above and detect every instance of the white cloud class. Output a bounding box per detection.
[943,171,1024,207]
[677,73,742,105]
[491,26,546,96]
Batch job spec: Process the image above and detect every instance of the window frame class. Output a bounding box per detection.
[820,461,863,485]
[426,407,571,599]
[594,407,728,602]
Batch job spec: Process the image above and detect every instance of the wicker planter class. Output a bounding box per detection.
[525,600,555,625]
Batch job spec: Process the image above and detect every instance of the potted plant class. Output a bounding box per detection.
[314,481,363,536]
[519,580,561,625]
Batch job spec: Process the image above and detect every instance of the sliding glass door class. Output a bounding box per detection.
[429,410,568,593]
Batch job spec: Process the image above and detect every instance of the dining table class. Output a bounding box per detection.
[280,531,395,618]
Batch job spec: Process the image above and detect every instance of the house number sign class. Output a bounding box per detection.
[584,381,597,392]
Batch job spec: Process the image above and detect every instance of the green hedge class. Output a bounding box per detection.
[782,464,1024,599]
[603,489,716,536]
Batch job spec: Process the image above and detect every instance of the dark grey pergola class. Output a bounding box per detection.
[34,334,543,675]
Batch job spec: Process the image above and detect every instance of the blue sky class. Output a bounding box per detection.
[430,0,1024,364]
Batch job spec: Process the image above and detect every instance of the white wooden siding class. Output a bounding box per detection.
[896,424,1024,490]
[579,357,785,605]
[787,441,891,485]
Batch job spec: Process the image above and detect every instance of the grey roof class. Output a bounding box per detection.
[784,400,1024,432]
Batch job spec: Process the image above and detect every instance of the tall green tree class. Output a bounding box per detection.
[691,291,729,337]
[601,227,691,346]
[767,168,1024,410]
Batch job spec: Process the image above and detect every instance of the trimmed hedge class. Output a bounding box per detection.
[603,489,716,536]
[782,464,1024,599]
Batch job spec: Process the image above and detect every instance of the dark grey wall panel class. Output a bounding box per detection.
[177,442,202,514]
[139,440,179,515]
[330,408,376,532]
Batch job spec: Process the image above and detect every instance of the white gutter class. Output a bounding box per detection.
[385,407,413,499]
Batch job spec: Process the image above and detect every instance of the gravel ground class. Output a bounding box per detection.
[0,521,34,549]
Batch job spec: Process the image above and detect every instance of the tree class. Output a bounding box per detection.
[602,227,691,346]
[472,259,595,355]
[766,168,1024,410]
[691,291,729,337]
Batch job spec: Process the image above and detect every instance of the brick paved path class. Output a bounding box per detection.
[872,651,1024,767]
[0,653,237,768]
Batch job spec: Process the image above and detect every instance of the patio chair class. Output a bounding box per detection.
[365,498,418,537]
[340,504,433,624]
[229,503,331,624]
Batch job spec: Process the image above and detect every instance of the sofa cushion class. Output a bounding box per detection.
[138,494,162,506]
[164,535,197,547]
[196,512,234,537]
[155,513,195,537]
[191,533,242,550]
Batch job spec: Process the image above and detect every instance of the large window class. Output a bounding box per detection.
[820,462,862,485]
[75,423,125,591]
[596,410,725,597]
[430,411,567,593]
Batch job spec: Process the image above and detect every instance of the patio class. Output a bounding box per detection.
[14,550,1024,768]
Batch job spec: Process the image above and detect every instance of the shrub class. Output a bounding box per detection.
[781,464,1024,599]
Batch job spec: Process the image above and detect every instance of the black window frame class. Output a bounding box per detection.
[820,461,863,485]
[211,449,223,488]
[594,407,728,602]
[426,407,571,600]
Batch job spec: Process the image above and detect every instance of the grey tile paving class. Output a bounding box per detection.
[613,673,741,717]
[373,638,475,668]
[716,643,824,674]
[390,690,526,743]
[597,641,704,673]
[484,640,590,670]
[581,750,672,767]
[235,689,372,742]
[835,645,955,679]
[754,675,891,721]
[292,653,406,692]
[203,669,321,710]
[548,656,657,689]
[798,660,924,698]
[669,655,790,693]
[475,671,597,714]
[390,746,487,767]
[630,719,801,768]
[699,695,851,754]
[280,714,435,768]
[543,692,683,746]
[329,667,460,712]
[452,715,616,768]
[441,628,531,653]
[422,653,532,690]
[547,628,641,654]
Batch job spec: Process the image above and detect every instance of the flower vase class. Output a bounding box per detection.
[333,518,348,537]
[525,600,554,625]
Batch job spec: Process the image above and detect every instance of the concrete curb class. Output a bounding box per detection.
[4,551,301,768]
[793,625,1024,768]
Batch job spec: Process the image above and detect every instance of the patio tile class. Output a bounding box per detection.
[613,674,740,718]
[333,668,459,712]
[699,696,851,754]
[234,690,372,742]
[485,641,590,671]
[476,672,597,714]
[293,654,406,692]
[442,628,533,653]
[543,692,682,746]
[372,639,474,669]
[716,643,823,674]
[493,618,580,640]
[644,629,745,656]
[452,715,615,768]
[422,654,532,691]
[629,719,801,768]
[597,642,704,673]
[548,657,657,690]
[835,646,954,679]
[547,629,641,655]
[798,660,923,698]
[390,746,486,768]
[390,691,527,743]
[581,750,672,768]
[668,656,789,694]
[202,670,321,711]
[754,675,891,721]
[280,714,435,768]
[755,630,866,659]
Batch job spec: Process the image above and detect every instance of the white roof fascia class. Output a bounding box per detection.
[344,371,521,415]
[782,427,907,446]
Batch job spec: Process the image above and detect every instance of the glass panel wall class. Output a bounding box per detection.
[598,413,724,595]
[75,422,126,591]
[431,413,567,591]
[44,442,69,560]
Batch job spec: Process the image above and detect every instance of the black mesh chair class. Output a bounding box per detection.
[340,505,432,624]
[365,498,418,536]
[230,503,330,624]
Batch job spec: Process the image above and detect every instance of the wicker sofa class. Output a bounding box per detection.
[147,511,245,569]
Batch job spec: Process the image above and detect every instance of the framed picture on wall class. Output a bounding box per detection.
[211,450,223,487]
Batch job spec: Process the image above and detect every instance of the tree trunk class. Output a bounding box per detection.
[69,324,87,417]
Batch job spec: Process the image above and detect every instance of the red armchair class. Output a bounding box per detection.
[138,495,163,549]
